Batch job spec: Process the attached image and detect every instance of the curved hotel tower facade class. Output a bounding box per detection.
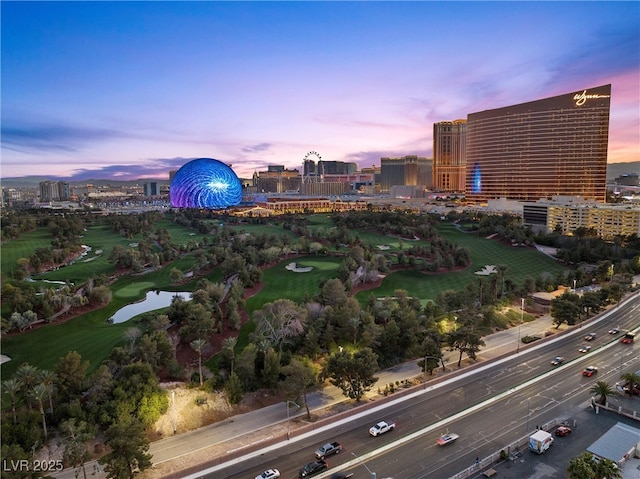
[465,84,611,203]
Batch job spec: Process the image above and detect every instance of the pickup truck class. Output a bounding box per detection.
[314,442,343,459]
[369,420,395,437]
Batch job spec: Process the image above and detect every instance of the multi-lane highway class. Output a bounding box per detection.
[194,293,639,479]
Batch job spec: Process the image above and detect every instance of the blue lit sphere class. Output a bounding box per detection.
[170,158,242,209]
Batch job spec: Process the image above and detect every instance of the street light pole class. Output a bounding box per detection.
[171,390,176,435]
[352,452,376,479]
[286,400,300,440]
[526,398,530,435]
[517,298,524,353]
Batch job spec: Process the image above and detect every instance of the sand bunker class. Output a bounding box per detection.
[475,265,497,275]
[286,262,313,273]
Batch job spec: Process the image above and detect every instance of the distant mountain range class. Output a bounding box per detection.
[1,161,637,188]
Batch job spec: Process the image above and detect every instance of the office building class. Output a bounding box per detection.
[433,120,467,192]
[465,84,611,203]
[380,155,432,193]
[39,180,71,201]
[143,182,159,197]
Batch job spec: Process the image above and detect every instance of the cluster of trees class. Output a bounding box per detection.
[2,207,638,478]
[550,282,630,328]
[1,348,166,479]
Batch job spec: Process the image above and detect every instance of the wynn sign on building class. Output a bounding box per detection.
[465,84,611,203]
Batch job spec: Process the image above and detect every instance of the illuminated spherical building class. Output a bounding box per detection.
[170,158,243,209]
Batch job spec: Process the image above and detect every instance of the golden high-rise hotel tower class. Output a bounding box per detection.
[433,120,467,192]
[465,84,611,203]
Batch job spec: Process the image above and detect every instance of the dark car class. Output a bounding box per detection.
[330,474,354,479]
[551,356,564,366]
[556,426,572,436]
[582,366,598,377]
[299,461,328,478]
[584,332,597,341]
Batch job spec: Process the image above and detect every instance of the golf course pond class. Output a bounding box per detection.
[108,290,192,324]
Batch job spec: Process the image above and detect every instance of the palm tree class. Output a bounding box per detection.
[222,337,238,375]
[619,372,640,396]
[567,452,596,479]
[15,363,39,409]
[2,378,22,424]
[30,383,49,439]
[593,457,622,479]
[590,381,615,406]
[38,369,57,414]
[190,338,207,386]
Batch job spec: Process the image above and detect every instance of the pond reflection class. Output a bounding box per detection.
[109,291,192,324]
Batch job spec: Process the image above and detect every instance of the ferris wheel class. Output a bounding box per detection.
[303,151,323,183]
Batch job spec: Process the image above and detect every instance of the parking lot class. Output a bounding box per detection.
[472,399,640,479]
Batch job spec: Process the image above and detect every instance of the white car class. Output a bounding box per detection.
[436,432,459,446]
[369,420,395,436]
[256,469,280,479]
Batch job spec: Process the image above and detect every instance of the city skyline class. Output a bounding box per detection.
[2,1,639,182]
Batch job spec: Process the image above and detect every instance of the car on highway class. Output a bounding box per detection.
[329,473,354,479]
[299,461,328,478]
[256,469,281,479]
[369,420,395,436]
[555,426,572,437]
[582,366,598,377]
[436,432,459,446]
[579,345,591,353]
[608,327,620,334]
[584,332,597,341]
[551,356,564,366]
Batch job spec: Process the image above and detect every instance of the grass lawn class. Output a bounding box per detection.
[356,223,566,304]
[244,255,341,312]
[1,217,568,380]
[1,227,53,277]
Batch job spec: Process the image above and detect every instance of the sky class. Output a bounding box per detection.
[1,1,639,182]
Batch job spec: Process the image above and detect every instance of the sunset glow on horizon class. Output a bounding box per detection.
[2,2,638,181]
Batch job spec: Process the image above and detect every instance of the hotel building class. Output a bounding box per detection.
[380,155,432,193]
[433,120,467,192]
[523,197,640,241]
[465,84,611,203]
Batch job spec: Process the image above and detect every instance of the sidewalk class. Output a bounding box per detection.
[53,312,563,479]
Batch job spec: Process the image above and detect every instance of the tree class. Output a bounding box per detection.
[15,362,39,409]
[567,452,596,479]
[550,296,581,328]
[2,378,22,424]
[54,351,89,402]
[252,299,307,352]
[38,369,56,414]
[589,381,615,405]
[29,383,49,439]
[225,372,244,405]
[190,338,207,386]
[61,418,94,479]
[567,451,621,479]
[281,358,317,420]
[326,348,379,402]
[620,371,640,396]
[447,328,485,368]
[593,457,623,479]
[221,337,238,375]
[99,418,152,479]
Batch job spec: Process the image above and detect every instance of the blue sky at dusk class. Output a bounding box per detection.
[2,1,639,181]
